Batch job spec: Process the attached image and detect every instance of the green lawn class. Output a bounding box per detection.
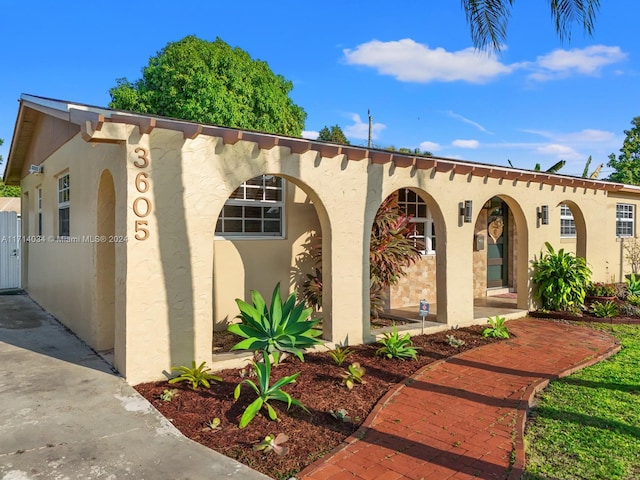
[523,324,640,480]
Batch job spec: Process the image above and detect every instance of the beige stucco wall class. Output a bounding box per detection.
[212,183,321,330]
[16,109,640,385]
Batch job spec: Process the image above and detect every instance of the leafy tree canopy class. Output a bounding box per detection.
[109,36,306,137]
[463,0,600,51]
[0,138,20,197]
[317,125,350,145]
[607,117,640,185]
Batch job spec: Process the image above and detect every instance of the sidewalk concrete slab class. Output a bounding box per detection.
[0,293,269,480]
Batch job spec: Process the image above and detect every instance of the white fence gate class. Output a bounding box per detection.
[0,211,21,289]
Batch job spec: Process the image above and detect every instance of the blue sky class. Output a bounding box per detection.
[1,1,638,178]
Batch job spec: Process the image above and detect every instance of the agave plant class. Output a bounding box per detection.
[233,356,308,428]
[229,283,323,365]
[531,242,591,312]
[168,361,222,390]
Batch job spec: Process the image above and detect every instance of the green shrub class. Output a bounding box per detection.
[233,356,308,428]
[482,316,510,339]
[590,301,619,318]
[627,293,640,307]
[531,242,592,311]
[376,325,418,360]
[229,283,323,365]
[168,361,222,390]
[626,273,640,296]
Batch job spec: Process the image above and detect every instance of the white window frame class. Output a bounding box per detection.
[215,175,285,239]
[37,186,43,236]
[616,203,635,238]
[397,189,436,255]
[57,174,70,238]
[560,204,576,238]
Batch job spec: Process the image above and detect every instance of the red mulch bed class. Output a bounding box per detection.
[135,325,502,479]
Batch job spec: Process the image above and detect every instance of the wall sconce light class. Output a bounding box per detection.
[29,164,43,175]
[537,205,549,225]
[459,200,473,223]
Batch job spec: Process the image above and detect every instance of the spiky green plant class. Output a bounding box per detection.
[590,301,619,318]
[168,361,222,390]
[328,345,354,366]
[531,242,592,312]
[233,356,308,428]
[376,324,418,360]
[229,283,323,365]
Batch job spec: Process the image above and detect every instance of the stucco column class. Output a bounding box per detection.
[441,204,475,326]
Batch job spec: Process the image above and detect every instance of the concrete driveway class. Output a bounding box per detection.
[0,292,269,480]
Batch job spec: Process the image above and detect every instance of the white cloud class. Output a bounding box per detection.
[528,45,627,81]
[302,130,319,140]
[343,113,386,140]
[447,111,493,134]
[343,38,514,84]
[536,144,581,159]
[419,141,441,152]
[452,139,480,149]
[533,128,615,143]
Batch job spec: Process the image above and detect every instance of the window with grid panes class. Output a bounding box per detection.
[616,203,635,237]
[560,204,576,238]
[215,176,284,237]
[397,188,435,254]
[58,174,70,237]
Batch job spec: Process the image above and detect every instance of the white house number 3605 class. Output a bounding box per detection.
[133,147,152,240]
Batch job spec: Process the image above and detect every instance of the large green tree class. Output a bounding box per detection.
[0,138,20,197]
[607,117,640,185]
[109,36,306,137]
[317,125,350,145]
[463,0,600,51]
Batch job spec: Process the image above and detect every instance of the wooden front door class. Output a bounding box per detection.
[486,199,508,289]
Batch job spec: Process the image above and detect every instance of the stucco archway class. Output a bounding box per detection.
[366,187,448,326]
[556,200,587,259]
[473,195,529,309]
[211,172,332,348]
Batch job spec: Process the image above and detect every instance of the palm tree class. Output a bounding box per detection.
[462,0,600,51]
[534,159,566,173]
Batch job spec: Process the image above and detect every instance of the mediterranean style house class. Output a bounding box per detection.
[4,94,640,384]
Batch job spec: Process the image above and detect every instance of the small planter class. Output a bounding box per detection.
[585,295,617,304]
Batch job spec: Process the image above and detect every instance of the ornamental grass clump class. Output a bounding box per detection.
[229,283,323,365]
[531,242,591,312]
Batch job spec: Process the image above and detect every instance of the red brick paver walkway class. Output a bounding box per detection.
[300,319,619,480]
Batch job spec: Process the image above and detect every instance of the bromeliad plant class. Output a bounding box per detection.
[590,300,619,318]
[626,273,640,296]
[376,324,418,360]
[233,356,308,428]
[586,282,617,298]
[168,361,222,390]
[253,433,290,456]
[531,242,592,312]
[341,362,366,389]
[229,283,323,365]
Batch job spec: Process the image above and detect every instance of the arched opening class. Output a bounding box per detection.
[557,201,587,259]
[473,195,529,310]
[96,169,116,355]
[368,187,446,331]
[211,173,330,355]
